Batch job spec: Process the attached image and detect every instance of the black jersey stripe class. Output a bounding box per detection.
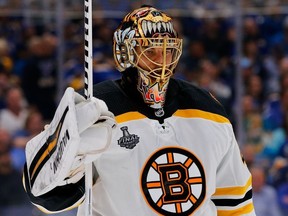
[212,189,252,207]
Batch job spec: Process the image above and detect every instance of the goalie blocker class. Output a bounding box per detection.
[23,87,116,213]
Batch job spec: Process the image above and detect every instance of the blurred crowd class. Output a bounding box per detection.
[0,2,288,216]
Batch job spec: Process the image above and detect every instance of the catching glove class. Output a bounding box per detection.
[25,87,116,196]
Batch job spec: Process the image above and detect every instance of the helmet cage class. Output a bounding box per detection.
[124,37,182,83]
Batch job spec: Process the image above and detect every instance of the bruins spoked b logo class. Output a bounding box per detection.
[141,147,206,215]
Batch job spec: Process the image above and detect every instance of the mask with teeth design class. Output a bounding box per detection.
[113,6,182,113]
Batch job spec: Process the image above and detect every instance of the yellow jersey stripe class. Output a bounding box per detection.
[115,109,229,124]
[214,176,252,196]
[174,109,230,123]
[217,202,254,216]
[115,111,147,123]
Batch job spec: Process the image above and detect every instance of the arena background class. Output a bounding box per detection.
[0,0,288,215]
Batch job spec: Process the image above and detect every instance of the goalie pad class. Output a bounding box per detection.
[25,87,115,197]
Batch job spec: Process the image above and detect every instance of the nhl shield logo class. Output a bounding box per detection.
[118,126,139,149]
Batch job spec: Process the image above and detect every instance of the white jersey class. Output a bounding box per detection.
[24,79,255,215]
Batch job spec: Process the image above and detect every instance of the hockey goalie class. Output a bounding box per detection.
[23,5,256,216]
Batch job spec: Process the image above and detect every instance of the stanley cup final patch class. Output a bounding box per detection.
[141,147,206,215]
[117,126,140,149]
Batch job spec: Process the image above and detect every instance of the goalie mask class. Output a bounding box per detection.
[113,6,182,116]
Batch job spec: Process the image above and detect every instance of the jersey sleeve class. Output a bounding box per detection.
[22,163,85,214]
[211,127,256,216]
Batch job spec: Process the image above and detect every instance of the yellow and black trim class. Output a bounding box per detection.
[213,176,252,196]
[115,111,147,123]
[174,109,230,123]
[217,202,254,216]
[212,189,252,207]
[28,106,69,187]
[212,177,254,215]
[115,109,230,124]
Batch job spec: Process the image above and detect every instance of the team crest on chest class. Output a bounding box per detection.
[141,147,206,215]
[117,126,140,149]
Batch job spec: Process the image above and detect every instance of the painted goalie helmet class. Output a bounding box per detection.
[113,6,182,115]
